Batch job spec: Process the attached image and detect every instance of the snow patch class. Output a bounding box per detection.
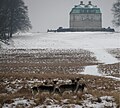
[3,98,35,108]
[89,48,119,64]
[81,65,101,76]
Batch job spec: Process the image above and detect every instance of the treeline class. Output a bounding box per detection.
[112,0,120,28]
[0,0,32,41]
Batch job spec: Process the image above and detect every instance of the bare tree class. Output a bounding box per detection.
[112,0,120,28]
[8,0,32,38]
[0,0,32,40]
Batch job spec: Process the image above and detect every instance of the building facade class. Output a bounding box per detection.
[70,1,102,30]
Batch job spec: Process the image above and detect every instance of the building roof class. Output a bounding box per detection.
[70,1,101,14]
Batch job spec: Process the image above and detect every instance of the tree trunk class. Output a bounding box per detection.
[9,31,12,38]
[9,0,15,38]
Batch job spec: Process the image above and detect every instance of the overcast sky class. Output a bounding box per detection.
[24,0,115,32]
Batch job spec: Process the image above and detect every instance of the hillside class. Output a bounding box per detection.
[2,32,119,50]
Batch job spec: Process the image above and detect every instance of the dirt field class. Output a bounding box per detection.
[0,49,120,107]
[97,48,120,77]
[107,48,120,60]
[0,49,98,73]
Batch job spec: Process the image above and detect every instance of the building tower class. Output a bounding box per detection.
[70,1,102,30]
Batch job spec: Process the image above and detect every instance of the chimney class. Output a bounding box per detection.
[88,1,92,5]
[80,1,83,5]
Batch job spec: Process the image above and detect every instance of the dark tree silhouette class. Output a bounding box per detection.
[112,0,120,28]
[0,0,32,40]
[0,0,10,40]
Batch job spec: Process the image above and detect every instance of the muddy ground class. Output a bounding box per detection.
[0,49,120,107]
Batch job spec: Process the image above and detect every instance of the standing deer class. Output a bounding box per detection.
[56,78,79,94]
[37,80,58,94]
[31,86,38,95]
[75,83,87,93]
[56,78,87,95]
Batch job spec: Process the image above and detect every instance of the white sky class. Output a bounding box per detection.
[24,0,115,32]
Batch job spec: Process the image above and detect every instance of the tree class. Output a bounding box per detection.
[0,0,32,40]
[0,0,10,40]
[112,0,120,28]
[8,0,32,38]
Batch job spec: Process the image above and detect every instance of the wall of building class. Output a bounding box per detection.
[70,13,102,30]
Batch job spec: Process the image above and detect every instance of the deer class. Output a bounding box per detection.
[31,78,87,95]
[56,78,87,95]
[75,83,87,93]
[56,78,79,95]
[37,80,58,94]
[31,86,39,95]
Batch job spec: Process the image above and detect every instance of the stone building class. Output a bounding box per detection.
[70,1,102,30]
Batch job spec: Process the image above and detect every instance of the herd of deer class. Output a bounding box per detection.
[32,78,87,95]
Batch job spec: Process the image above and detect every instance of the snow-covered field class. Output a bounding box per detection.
[1,32,120,79]
[3,32,119,50]
[0,32,120,107]
[3,96,117,108]
[3,32,120,64]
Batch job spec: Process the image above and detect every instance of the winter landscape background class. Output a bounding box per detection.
[0,32,120,108]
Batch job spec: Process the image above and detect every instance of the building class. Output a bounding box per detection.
[70,1,102,30]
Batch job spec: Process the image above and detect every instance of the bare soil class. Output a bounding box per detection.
[0,49,120,107]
